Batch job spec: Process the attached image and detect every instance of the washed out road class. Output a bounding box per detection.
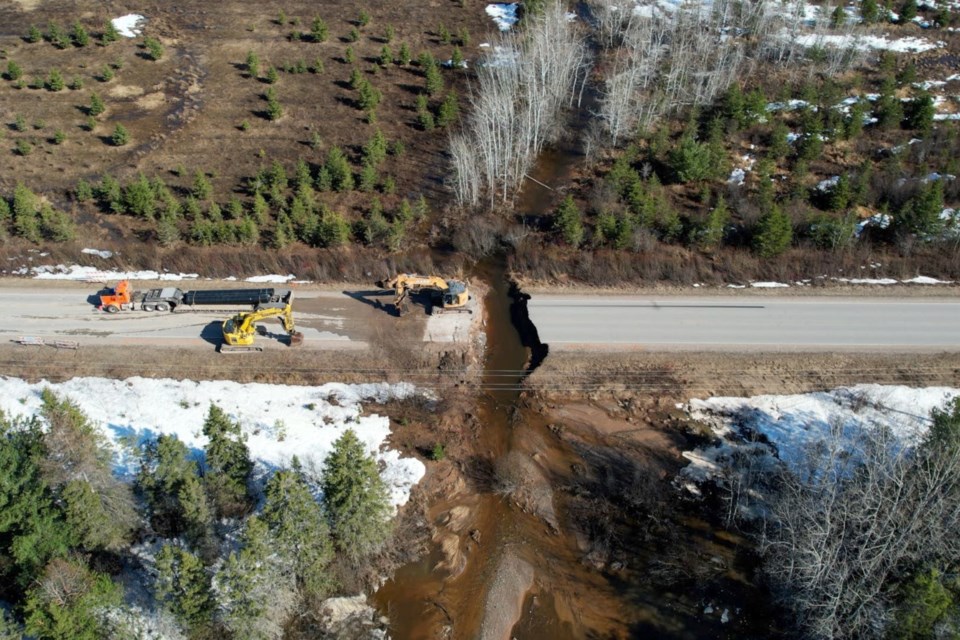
[528,295,960,350]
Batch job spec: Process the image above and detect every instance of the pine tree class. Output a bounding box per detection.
[321,429,392,561]
[311,17,328,42]
[899,179,944,235]
[12,183,41,243]
[137,435,202,538]
[753,206,793,257]
[88,93,105,117]
[111,124,129,146]
[192,170,213,200]
[46,68,64,91]
[861,0,879,23]
[5,60,22,81]
[101,20,119,44]
[326,146,355,191]
[157,213,181,247]
[262,468,334,599]
[363,129,388,166]
[202,405,252,518]
[905,92,935,135]
[144,36,164,60]
[155,545,214,630]
[397,43,411,66]
[436,92,460,127]
[245,51,260,78]
[39,204,75,242]
[71,21,89,47]
[698,195,729,249]
[424,64,443,96]
[553,195,584,247]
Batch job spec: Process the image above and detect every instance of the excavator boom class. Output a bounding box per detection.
[377,273,472,317]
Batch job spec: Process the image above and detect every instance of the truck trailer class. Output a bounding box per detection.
[97,280,292,313]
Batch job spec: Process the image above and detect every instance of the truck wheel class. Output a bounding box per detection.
[155,302,170,312]
[143,304,155,312]
[105,304,120,314]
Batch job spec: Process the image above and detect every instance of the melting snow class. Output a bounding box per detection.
[793,32,942,52]
[81,248,114,259]
[0,376,427,507]
[750,281,790,288]
[486,4,520,31]
[243,274,296,283]
[112,14,147,38]
[681,385,960,487]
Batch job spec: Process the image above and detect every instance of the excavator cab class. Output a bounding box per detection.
[443,280,469,309]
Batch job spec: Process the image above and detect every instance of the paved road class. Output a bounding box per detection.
[528,295,960,350]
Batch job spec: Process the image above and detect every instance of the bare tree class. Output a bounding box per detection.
[759,401,960,639]
[451,1,588,207]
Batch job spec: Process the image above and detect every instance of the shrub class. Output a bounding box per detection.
[397,43,411,65]
[379,45,392,67]
[69,76,83,90]
[438,23,451,44]
[436,92,459,126]
[344,46,355,64]
[384,25,395,42]
[52,129,66,145]
[99,65,114,82]
[144,37,164,60]
[5,61,22,81]
[46,68,64,91]
[101,20,120,44]
[15,140,32,156]
[72,21,89,47]
[430,443,445,461]
[245,50,260,78]
[47,23,68,49]
[358,10,371,26]
[26,25,42,43]
[265,66,279,84]
[13,114,27,132]
[311,17,328,42]
[111,124,130,146]
[347,27,360,42]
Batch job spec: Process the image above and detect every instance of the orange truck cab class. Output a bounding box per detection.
[98,280,133,312]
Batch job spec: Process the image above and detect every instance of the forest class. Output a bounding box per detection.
[0,392,395,639]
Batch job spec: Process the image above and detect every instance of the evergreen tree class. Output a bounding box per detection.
[5,60,22,82]
[424,64,443,96]
[39,204,75,242]
[436,92,460,127]
[123,173,156,218]
[202,405,252,517]
[669,134,713,183]
[326,147,355,191]
[111,124,129,146]
[12,182,41,243]
[890,569,955,639]
[698,195,729,249]
[137,435,203,539]
[905,92,936,136]
[245,50,260,78]
[861,0,879,23]
[899,179,944,235]
[0,415,72,585]
[321,430,392,561]
[827,174,852,211]
[215,516,291,639]
[155,545,214,630]
[88,93,105,117]
[144,36,164,61]
[753,206,793,257]
[397,43,411,66]
[363,129,388,166]
[46,68,64,92]
[262,468,334,599]
[311,17,328,42]
[553,195,584,247]
[192,170,213,200]
[900,0,918,22]
[24,557,120,640]
[101,20,119,44]
[71,21,89,47]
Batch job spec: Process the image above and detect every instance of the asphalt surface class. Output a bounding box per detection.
[528,295,960,350]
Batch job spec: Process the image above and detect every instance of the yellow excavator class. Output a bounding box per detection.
[377,273,471,317]
[219,301,304,353]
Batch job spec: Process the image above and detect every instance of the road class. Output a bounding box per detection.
[528,295,960,350]
[0,285,476,351]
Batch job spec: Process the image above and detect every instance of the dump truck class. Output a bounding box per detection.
[97,280,292,313]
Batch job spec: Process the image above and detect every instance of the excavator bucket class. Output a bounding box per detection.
[289,331,305,347]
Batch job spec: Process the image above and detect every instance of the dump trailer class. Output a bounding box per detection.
[97,280,292,313]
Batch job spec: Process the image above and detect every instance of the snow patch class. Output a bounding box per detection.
[112,14,147,38]
[243,274,296,283]
[486,3,520,31]
[681,384,960,493]
[750,281,790,288]
[81,248,114,259]
[0,376,427,508]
